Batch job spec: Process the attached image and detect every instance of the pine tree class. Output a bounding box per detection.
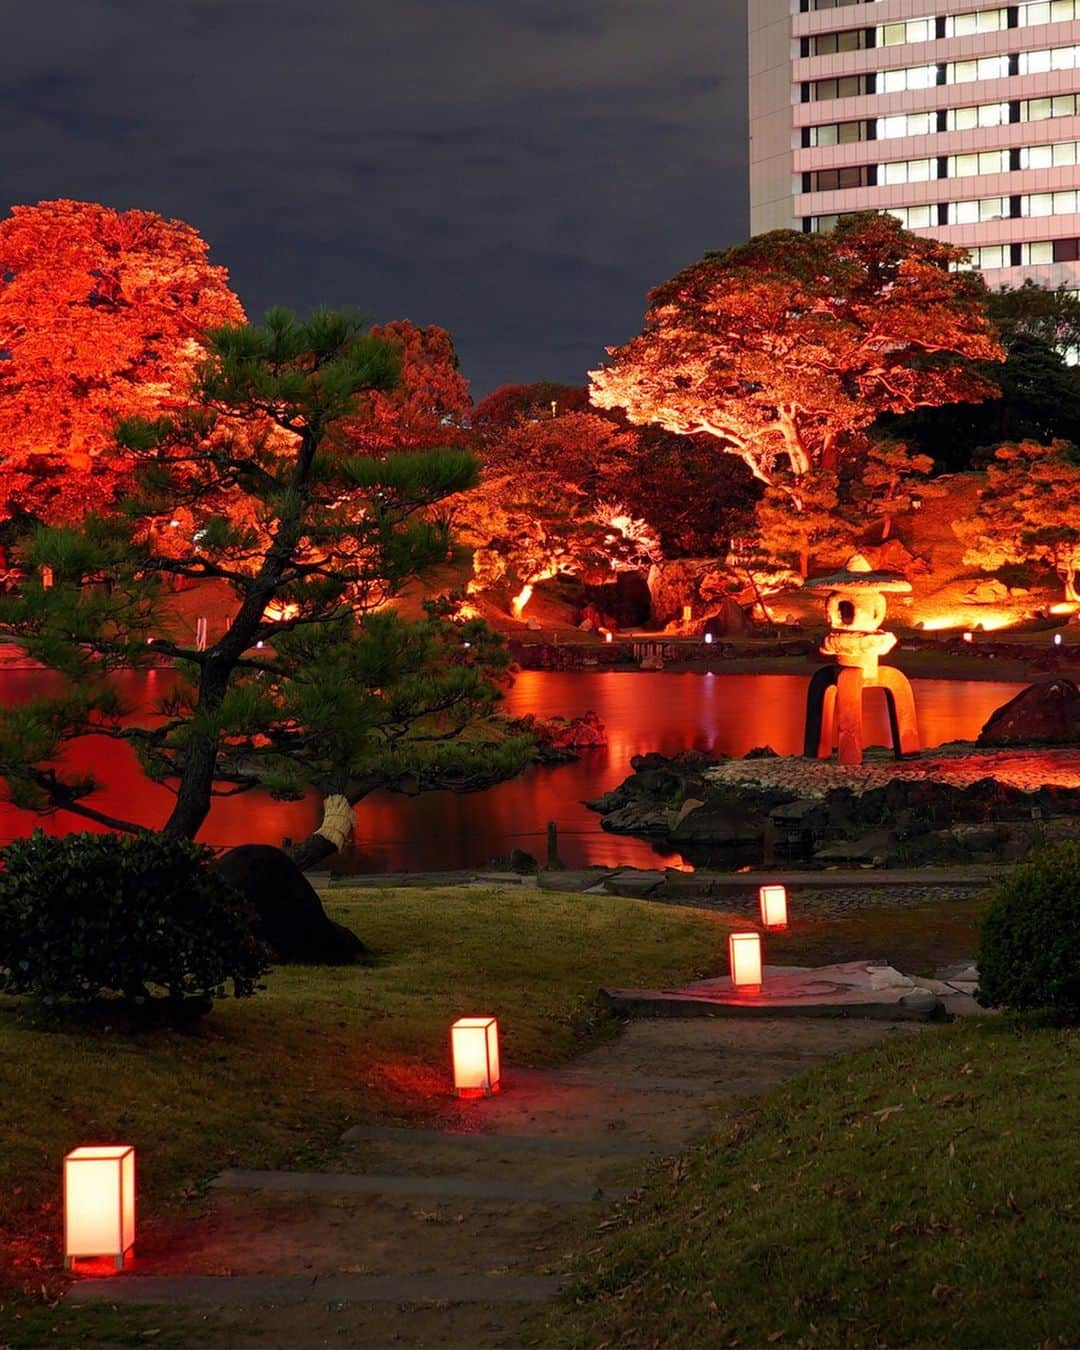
[0,309,531,865]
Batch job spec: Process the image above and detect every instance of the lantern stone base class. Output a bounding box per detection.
[804,664,920,766]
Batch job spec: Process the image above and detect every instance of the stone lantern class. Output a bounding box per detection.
[803,554,920,766]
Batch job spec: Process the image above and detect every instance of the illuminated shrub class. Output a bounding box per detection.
[0,832,269,1009]
[976,843,1080,1019]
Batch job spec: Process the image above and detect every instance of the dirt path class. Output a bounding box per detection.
[69,1017,918,1348]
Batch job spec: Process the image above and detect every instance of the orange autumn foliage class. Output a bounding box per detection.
[0,199,245,522]
[590,214,1003,490]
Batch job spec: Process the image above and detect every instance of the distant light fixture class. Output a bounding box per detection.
[704,633,714,645]
[1054,634,1063,646]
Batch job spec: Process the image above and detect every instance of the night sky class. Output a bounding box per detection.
[2,1,748,394]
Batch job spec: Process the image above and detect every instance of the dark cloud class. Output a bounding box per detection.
[0,0,747,393]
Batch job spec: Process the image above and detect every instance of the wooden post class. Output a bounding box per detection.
[546,821,559,869]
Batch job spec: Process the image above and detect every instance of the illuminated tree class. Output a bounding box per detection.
[340,320,472,451]
[472,381,589,429]
[958,440,1080,603]
[0,310,530,865]
[0,199,245,523]
[755,474,855,580]
[456,412,657,617]
[590,214,1002,492]
[850,440,936,542]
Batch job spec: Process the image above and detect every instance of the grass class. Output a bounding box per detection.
[548,1018,1079,1349]
[765,895,991,977]
[0,886,726,1316]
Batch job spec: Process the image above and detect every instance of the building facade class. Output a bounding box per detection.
[749,0,1080,291]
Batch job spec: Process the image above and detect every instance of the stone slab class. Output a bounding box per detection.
[339,1124,662,1156]
[602,961,952,1022]
[601,869,666,897]
[66,1274,562,1307]
[210,1169,630,1204]
[537,869,619,892]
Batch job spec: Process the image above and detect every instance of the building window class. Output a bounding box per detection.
[811,75,871,101]
[813,28,870,54]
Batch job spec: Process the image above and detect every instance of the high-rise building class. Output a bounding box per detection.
[749,1,1080,291]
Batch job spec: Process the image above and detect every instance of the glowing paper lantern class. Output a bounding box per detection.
[728,932,763,993]
[758,884,788,929]
[451,1017,501,1098]
[63,1145,135,1270]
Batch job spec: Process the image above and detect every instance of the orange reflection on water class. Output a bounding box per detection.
[0,669,1030,872]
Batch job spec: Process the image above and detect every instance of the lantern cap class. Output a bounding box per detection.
[803,553,912,594]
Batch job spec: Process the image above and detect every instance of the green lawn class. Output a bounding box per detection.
[1,885,1011,1347]
[0,886,726,1310]
[549,1018,1079,1348]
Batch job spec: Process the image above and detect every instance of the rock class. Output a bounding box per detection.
[966,579,1010,604]
[814,829,898,866]
[977,678,1080,747]
[668,803,764,846]
[518,710,607,751]
[213,845,367,965]
[487,847,539,874]
[899,988,942,1015]
[581,571,651,628]
[703,599,750,639]
[743,745,779,759]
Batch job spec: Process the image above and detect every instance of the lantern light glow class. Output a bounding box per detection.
[728,932,763,993]
[63,1145,135,1270]
[450,1017,501,1098]
[758,884,788,929]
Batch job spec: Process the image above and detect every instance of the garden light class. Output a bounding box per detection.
[451,1017,501,1098]
[758,884,788,929]
[63,1145,135,1270]
[728,932,762,993]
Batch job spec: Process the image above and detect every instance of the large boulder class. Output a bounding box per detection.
[977,679,1080,747]
[213,844,368,964]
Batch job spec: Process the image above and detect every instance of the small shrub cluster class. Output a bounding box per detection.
[0,831,269,1007]
[977,841,1080,1018]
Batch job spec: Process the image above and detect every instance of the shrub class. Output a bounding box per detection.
[0,831,270,1008]
[976,842,1080,1018]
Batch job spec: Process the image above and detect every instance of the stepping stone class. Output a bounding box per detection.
[602,961,949,1021]
[210,1169,630,1204]
[339,1124,662,1157]
[601,869,665,897]
[66,1274,562,1308]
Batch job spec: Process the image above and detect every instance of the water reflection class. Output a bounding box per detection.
[0,669,1026,872]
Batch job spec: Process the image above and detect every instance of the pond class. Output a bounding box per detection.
[0,668,1025,872]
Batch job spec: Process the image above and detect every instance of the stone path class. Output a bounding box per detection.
[64,1015,924,1348]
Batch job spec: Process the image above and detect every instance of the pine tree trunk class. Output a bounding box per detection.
[287,794,356,871]
[1066,567,1079,604]
[162,662,231,839]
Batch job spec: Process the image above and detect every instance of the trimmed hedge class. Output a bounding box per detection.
[0,831,269,1007]
[977,841,1080,1018]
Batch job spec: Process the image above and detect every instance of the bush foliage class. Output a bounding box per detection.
[0,832,269,1007]
[977,842,1080,1017]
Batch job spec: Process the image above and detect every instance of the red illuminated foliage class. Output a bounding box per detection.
[472,381,589,430]
[959,439,1080,602]
[590,214,1002,491]
[341,320,473,452]
[456,411,657,616]
[0,199,245,523]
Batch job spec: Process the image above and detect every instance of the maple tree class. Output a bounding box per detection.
[590,213,1003,494]
[339,319,473,452]
[958,440,1080,603]
[0,199,245,524]
[0,310,530,864]
[455,411,657,617]
[472,381,589,430]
